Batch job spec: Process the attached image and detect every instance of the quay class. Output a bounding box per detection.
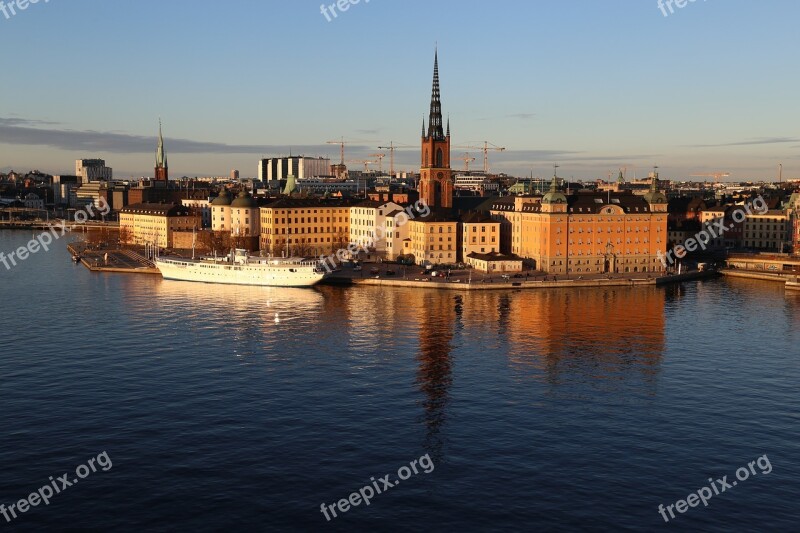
[68,242,719,289]
[321,268,716,291]
[68,243,160,275]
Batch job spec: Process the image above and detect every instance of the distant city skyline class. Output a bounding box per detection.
[2,0,799,181]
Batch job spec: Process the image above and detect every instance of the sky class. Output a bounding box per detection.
[1,0,799,182]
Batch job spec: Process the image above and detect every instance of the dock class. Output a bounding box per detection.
[68,244,160,275]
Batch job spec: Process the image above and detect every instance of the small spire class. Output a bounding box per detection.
[422,116,426,137]
[446,115,450,137]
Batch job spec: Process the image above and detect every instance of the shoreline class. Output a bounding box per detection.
[320,270,717,291]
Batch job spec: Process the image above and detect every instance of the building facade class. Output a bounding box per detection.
[490,177,669,274]
[258,157,331,183]
[119,203,200,248]
[408,213,459,265]
[349,200,403,259]
[259,199,351,257]
[461,212,500,259]
[742,210,790,252]
[75,159,112,183]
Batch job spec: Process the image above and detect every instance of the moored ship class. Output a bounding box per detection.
[155,249,325,287]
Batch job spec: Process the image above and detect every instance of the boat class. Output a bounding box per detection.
[155,249,326,287]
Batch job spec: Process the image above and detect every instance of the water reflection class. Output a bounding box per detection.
[415,292,457,460]
[503,287,665,395]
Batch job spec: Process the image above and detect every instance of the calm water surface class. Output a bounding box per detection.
[0,231,798,532]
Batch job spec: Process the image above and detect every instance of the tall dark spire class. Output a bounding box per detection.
[156,119,167,169]
[426,49,445,141]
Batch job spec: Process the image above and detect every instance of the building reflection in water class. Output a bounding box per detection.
[415,292,458,460]
[501,287,666,395]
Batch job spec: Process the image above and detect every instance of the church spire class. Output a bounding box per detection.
[155,119,169,181]
[156,119,168,169]
[426,49,444,141]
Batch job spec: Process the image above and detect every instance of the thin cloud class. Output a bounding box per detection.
[0,117,365,156]
[686,137,800,148]
[505,113,536,120]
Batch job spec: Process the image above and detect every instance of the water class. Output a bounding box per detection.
[1,231,798,531]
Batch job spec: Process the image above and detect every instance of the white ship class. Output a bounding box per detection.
[155,249,326,287]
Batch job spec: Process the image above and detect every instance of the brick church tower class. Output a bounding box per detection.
[419,50,453,209]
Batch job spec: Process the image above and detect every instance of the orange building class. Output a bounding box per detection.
[490,176,669,274]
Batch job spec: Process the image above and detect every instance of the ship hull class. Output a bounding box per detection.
[155,258,325,287]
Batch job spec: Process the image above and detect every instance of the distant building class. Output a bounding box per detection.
[75,159,112,182]
[295,178,360,196]
[231,169,240,181]
[258,157,331,182]
[75,181,111,213]
[742,210,790,252]
[52,175,80,206]
[453,174,499,194]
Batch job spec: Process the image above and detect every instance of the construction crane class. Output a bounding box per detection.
[618,165,637,181]
[455,153,476,172]
[377,141,412,177]
[369,153,386,174]
[348,159,376,173]
[690,172,730,184]
[454,141,506,173]
[326,137,357,166]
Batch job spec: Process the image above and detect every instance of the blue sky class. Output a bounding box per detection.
[1,0,799,181]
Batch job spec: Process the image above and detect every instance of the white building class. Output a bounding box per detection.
[181,198,212,228]
[453,174,499,193]
[258,157,331,182]
[210,190,260,246]
[295,178,362,196]
[383,207,412,260]
[75,159,112,182]
[349,200,402,260]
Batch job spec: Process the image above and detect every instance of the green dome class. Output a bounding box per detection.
[230,191,258,208]
[211,190,232,206]
[542,176,567,204]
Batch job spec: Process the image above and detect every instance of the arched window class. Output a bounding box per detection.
[436,148,443,167]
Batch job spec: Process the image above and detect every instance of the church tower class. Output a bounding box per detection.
[155,120,169,182]
[419,50,453,209]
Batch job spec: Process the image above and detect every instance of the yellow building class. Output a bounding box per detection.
[119,203,200,248]
[259,198,351,257]
[490,177,669,274]
[461,212,500,259]
[408,212,459,265]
